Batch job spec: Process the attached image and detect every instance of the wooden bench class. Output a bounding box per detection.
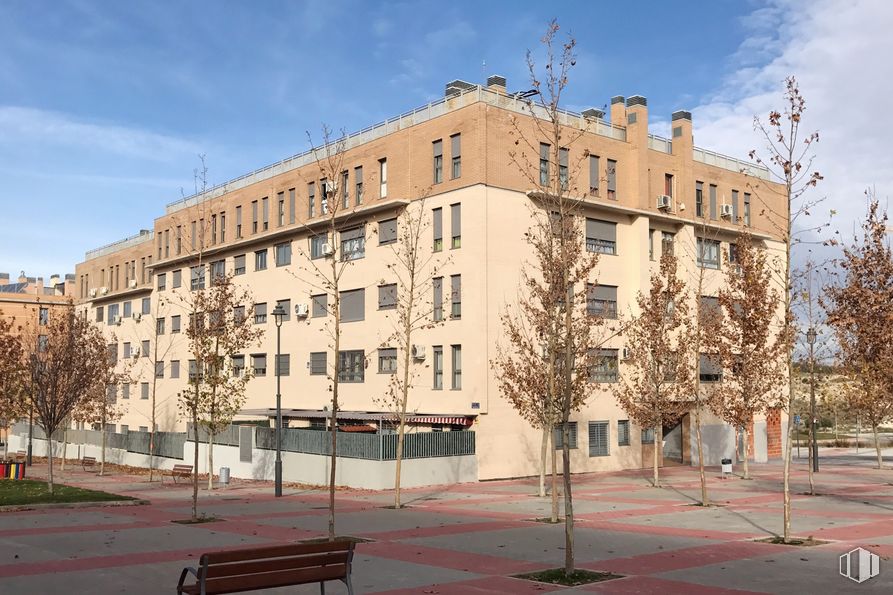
[177,540,355,595]
[163,464,194,484]
[81,456,97,471]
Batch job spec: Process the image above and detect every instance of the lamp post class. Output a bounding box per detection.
[806,326,818,472]
[272,304,286,497]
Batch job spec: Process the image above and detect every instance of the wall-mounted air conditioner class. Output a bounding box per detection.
[720,204,733,218]
[114,315,122,325]
[321,243,335,257]
[128,279,137,289]
[411,345,426,360]
[100,286,109,295]
[657,195,672,210]
[294,303,309,318]
[89,288,98,298]
[133,312,142,322]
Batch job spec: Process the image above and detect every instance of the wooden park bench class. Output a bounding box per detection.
[177,540,356,595]
[162,464,194,484]
[81,456,97,471]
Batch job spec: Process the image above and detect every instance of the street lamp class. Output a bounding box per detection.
[806,326,819,472]
[272,304,287,497]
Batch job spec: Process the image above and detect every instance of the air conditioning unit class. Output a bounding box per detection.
[128,279,137,289]
[323,180,336,194]
[89,288,98,298]
[133,312,142,322]
[100,286,109,295]
[131,346,140,357]
[657,195,672,210]
[411,345,426,360]
[720,204,733,218]
[114,315,122,325]
[321,243,335,257]
[294,303,309,318]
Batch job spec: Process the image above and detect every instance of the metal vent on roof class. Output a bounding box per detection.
[445,79,476,97]
[582,108,605,120]
[626,95,647,107]
[486,74,507,88]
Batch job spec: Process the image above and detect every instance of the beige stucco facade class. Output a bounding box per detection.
[73,81,788,481]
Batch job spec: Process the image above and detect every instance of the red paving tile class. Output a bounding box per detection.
[581,575,765,593]
[360,541,544,576]
[367,520,529,541]
[581,520,759,540]
[580,541,786,575]
[374,575,565,594]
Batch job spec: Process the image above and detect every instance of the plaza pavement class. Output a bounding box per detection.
[1,450,892,594]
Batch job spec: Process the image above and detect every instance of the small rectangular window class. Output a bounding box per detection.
[276,299,291,322]
[731,189,739,224]
[450,133,461,179]
[662,232,675,256]
[234,254,246,275]
[433,139,443,184]
[289,188,296,224]
[252,353,267,376]
[341,171,349,209]
[190,266,205,291]
[275,353,290,376]
[340,288,365,322]
[433,277,443,322]
[275,242,291,266]
[309,352,327,375]
[554,422,578,449]
[378,284,397,310]
[251,200,258,234]
[338,350,365,383]
[451,344,462,390]
[641,428,655,444]
[379,218,398,245]
[155,361,164,379]
[95,306,104,323]
[697,238,721,270]
[262,196,269,230]
[379,158,388,198]
[588,421,609,457]
[171,315,181,333]
[156,317,165,335]
[140,382,149,400]
[586,219,617,255]
[433,345,443,389]
[310,234,328,260]
[308,182,316,218]
[172,269,181,288]
[210,260,225,284]
[618,420,630,446]
[587,284,618,319]
[254,302,267,324]
[664,173,674,198]
[171,360,180,379]
[232,355,244,377]
[744,192,751,226]
[277,192,285,227]
[539,142,550,186]
[311,294,328,317]
[378,348,397,374]
[340,227,365,261]
[606,159,617,199]
[709,184,718,220]
[122,383,130,399]
[450,275,461,319]
[123,301,132,318]
[157,273,166,291]
[141,340,150,357]
[255,249,268,271]
[354,166,363,205]
[590,349,619,383]
[432,208,443,251]
[235,205,243,238]
[558,147,569,190]
[700,353,722,382]
[589,154,600,195]
[450,203,461,249]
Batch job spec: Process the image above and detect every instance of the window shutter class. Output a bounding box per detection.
[588,284,617,301]
[379,218,398,244]
[451,133,460,157]
[289,189,296,224]
[311,294,327,317]
[433,139,443,157]
[433,277,443,310]
[433,208,443,240]
[340,226,364,242]
[586,218,616,242]
[450,204,461,237]
[588,421,609,456]
[589,155,599,190]
[731,190,739,223]
[378,284,397,309]
[340,288,365,322]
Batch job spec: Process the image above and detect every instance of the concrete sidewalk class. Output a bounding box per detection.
[1,457,892,593]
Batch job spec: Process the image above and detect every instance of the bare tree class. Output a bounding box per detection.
[0,313,26,460]
[748,76,823,543]
[614,250,692,488]
[824,196,893,470]
[705,232,786,480]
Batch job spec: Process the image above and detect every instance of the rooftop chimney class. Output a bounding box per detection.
[581,108,605,120]
[445,79,476,98]
[610,96,626,125]
[486,75,507,93]
[0,272,8,285]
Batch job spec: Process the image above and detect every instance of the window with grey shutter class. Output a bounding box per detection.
[700,295,720,322]
[276,299,291,322]
[450,275,461,318]
[122,383,130,399]
[450,203,461,249]
[172,269,182,288]
[450,133,461,179]
[606,159,617,199]
[378,348,397,373]
[433,208,443,251]
[696,181,704,217]
[171,360,180,379]
[340,226,365,261]
[590,349,619,383]
[354,166,363,205]
[433,139,443,184]
[311,294,328,317]
[731,190,739,223]
[155,361,164,378]
[378,284,397,309]
[141,382,149,400]
[275,354,290,376]
[254,302,267,324]
[275,242,291,266]
[554,422,578,449]
[588,421,609,456]
[171,315,181,333]
[190,265,205,290]
[96,306,104,323]
[252,353,267,376]
[308,182,316,217]
[379,218,398,245]
[251,200,258,233]
[234,254,246,275]
[123,301,132,318]
[709,184,717,220]
[289,188,296,224]
[539,142,550,185]
[231,355,244,377]
[433,345,443,389]
[340,288,365,322]
[587,284,617,318]
[157,273,166,291]
[744,192,751,226]
[433,277,443,321]
[558,147,569,190]
[262,197,269,230]
[618,420,630,446]
[141,340,150,358]
[451,344,462,389]
[277,192,285,227]
[589,155,600,194]
[700,353,722,382]
[309,352,327,375]
[586,219,617,255]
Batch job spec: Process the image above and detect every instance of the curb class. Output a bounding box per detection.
[0,499,150,513]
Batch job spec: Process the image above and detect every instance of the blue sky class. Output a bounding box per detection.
[1,0,891,278]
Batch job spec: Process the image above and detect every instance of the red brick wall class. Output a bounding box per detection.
[766,409,782,459]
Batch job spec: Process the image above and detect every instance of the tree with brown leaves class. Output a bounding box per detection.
[824,196,893,470]
[614,250,692,488]
[705,233,786,480]
[0,313,26,459]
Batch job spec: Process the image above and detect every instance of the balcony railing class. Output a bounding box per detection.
[85,230,154,260]
[648,134,672,154]
[693,146,770,180]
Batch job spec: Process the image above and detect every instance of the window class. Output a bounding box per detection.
[451,345,462,389]
[649,229,654,261]
[731,190,739,223]
[234,254,246,275]
[340,288,365,322]
[700,353,722,382]
[744,192,751,226]
[277,192,285,227]
[190,265,205,291]
[171,360,180,379]
[308,182,316,218]
[156,317,165,335]
[699,296,721,325]
[432,208,443,251]
[450,275,461,318]
[211,215,217,245]
[665,173,674,198]
[232,355,244,377]
[433,277,443,321]
[378,284,397,310]
[338,350,364,383]
[220,211,226,242]
[554,422,578,449]
[107,303,119,324]
[254,302,267,324]
[141,340,150,357]
[586,219,617,255]
[233,305,246,324]
[539,142,550,186]
[123,341,131,358]
[379,158,388,198]
[251,200,258,233]
[379,218,397,245]
[340,227,365,261]
[641,428,655,444]
[275,354,290,376]
[139,298,149,315]
[157,273,166,291]
[236,205,243,238]
[310,234,328,259]
[729,243,739,264]
[176,225,182,254]
[172,269,182,288]
[275,242,291,266]
[354,166,363,205]
[709,184,718,220]
[262,196,269,230]
[378,348,397,374]
[37,335,48,352]
[171,315,181,333]
[275,299,291,322]
[697,238,720,269]
[252,354,267,376]
[210,260,225,284]
[591,349,619,383]
[341,171,349,209]
[606,159,617,199]
[123,301,132,318]
[321,178,330,214]
[588,421,609,457]
[95,306,104,323]
[140,382,149,400]
[255,249,268,271]
[155,361,164,379]
[311,294,327,317]
[558,147,569,190]
[122,383,130,399]
[450,133,461,179]
[433,139,443,184]
[587,284,618,319]
[309,352,327,375]
[661,231,675,256]
[589,154,600,195]
[694,182,704,217]
[450,203,461,249]
[433,345,443,389]
[618,420,630,446]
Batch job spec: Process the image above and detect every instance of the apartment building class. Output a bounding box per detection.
[0,271,76,339]
[74,77,787,481]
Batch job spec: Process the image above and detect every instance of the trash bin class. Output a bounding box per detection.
[721,458,733,475]
[219,466,230,485]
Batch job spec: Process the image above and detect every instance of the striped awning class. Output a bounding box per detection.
[409,416,473,426]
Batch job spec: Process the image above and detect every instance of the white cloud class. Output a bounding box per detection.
[689,0,893,250]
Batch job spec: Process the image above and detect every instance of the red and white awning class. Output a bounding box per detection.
[409,416,473,426]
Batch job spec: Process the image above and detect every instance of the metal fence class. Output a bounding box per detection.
[11,423,185,460]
